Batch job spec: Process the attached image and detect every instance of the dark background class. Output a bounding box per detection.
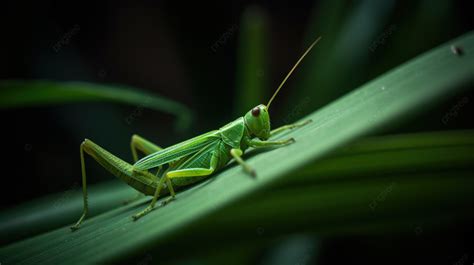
[1,1,473,264]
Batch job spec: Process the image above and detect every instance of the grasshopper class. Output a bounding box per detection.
[71,37,321,231]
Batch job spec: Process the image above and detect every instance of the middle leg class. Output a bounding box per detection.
[230,148,256,177]
[132,155,218,220]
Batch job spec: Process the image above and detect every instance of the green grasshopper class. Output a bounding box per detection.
[71,37,321,231]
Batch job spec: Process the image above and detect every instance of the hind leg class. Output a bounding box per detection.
[71,139,157,231]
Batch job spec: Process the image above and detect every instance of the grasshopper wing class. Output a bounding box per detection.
[133,131,220,171]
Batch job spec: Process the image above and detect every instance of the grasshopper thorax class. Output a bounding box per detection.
[244,104,271,140]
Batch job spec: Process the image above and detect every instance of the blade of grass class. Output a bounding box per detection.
[287,130,474,183]
[290,0,396,117]
[190,170,474,242]
[234,6,268,115]
[370,1,456,78]
[0,80,193,131]
[0,180,135,245]
[0,31,473,264]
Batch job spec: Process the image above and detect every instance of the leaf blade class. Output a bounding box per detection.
[0,80,193,131]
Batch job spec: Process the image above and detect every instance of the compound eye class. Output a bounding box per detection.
[251,107,260,117]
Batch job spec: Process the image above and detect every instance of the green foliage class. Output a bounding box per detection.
[295,0,396,111]
[234,6,268,115]
[0,80,193,131]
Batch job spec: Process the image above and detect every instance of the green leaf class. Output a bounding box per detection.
[292,0,396,115]
[0,181,135,245]
[234,5,268,115]
[289,130,474,183]
[0,80,193,131]
[1,31,473,264]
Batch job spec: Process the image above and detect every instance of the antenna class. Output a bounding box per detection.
[266,36,322,109]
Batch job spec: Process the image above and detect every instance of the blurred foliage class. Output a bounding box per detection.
[234,6,268,115]
[294,0,395,114]
[0,80,193,131]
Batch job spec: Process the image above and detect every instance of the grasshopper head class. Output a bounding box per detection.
[244,104,271,140]
[244,37,322,141]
